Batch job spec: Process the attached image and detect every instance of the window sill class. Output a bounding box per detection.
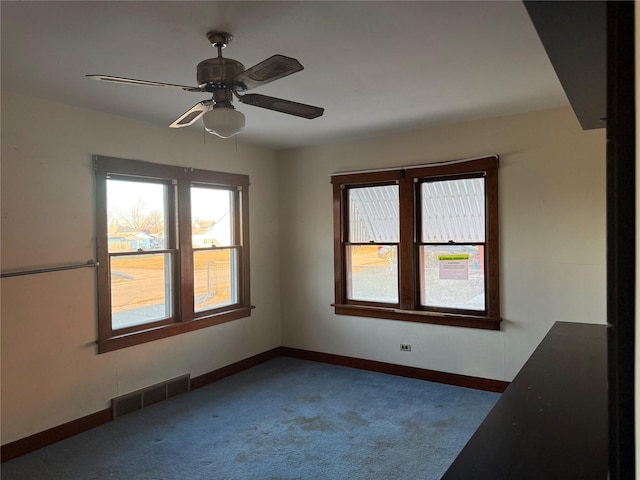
[332,304,501,331]
[98,306,254,353]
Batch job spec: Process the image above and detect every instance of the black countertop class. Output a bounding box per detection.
[442,321,608,479]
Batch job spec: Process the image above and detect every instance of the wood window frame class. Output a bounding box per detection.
[331,156,500,330]
[95,156,252,353]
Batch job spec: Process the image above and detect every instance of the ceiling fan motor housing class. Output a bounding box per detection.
[197,57,246,91]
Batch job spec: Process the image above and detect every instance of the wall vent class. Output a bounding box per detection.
[112,374,190,419]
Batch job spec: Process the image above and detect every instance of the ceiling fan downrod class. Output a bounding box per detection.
[207,31,233,57]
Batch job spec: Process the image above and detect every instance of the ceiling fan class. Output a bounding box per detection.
[87,31,324,138]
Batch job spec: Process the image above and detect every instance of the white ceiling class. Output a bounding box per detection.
[1,1,568,150]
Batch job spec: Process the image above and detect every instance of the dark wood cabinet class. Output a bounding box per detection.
[442,322,607,479]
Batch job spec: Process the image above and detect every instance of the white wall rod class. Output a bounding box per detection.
[0,260,98,278]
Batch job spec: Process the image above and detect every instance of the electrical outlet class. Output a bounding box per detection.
[400,344,411,352]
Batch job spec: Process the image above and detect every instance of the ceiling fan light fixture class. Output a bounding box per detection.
[202,105,245,138]
[88,30,324,137]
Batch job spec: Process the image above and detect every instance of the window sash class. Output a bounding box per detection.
[193,246,240,313]
[345,243,399,305]
[416,174,488,315]
[419,176,486,244]
[191,185,236,247]
[347,184,400,243]
[418,243,486,313]
[109,251,176,330]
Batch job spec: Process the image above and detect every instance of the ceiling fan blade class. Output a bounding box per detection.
[86,75,202,92]
[234,55,304,90]
[238,93,324,119]
[169,100,213,128]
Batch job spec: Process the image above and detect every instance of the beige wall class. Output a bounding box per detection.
[1,93,606,447]
[0,93,281,444]
[277,106,606,382]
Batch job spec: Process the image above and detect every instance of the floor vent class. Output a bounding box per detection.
[112,374,190,419]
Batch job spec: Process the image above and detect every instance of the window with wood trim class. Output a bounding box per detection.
[95,156,252,353]
[331,156,500,330]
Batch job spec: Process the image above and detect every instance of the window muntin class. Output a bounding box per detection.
[331,156,500,330]
[95,156,252,352]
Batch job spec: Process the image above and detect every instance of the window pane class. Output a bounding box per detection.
[107,179,167,252]
[110,253,173,329]
[421,178,485,243]
[191,187,233,247]
[194,249,237,311]
[348,185,399,243]
[420,245,484,311]
[346,245,398,303]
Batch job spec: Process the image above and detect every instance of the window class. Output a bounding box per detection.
[331,156,500,330]
[95,156,252,352]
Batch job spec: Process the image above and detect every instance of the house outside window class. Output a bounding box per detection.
[331,156,500,330]
[95,156,252,352]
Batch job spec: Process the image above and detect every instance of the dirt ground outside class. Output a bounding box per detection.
[110,250,233,314]
[347,245,484,309]
[108,246,384,316]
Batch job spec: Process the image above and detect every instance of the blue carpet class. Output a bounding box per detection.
[1,358,500,479]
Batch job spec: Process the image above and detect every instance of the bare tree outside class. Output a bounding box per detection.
[109,199,162,233]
